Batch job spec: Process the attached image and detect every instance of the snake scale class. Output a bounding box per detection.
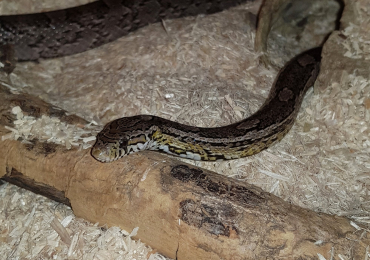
[0,0,322,162]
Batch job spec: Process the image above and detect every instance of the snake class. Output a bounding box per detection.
[0,0,249,61]
[92,47,321,162]
[0,0,322,162]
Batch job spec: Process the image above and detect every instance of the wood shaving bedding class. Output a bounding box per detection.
[1,0,370,259]
[0,183,167,259]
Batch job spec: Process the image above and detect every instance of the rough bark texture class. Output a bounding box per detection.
[0,85,368,260]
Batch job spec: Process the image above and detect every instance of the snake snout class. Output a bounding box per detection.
[91,146,113,162]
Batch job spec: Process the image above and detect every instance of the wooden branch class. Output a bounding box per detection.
[0,85,368,259]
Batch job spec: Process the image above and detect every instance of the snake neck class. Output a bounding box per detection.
[147,117,295,161]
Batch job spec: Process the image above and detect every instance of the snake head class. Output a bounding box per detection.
[91,133,129,162]
[91,115,157,162]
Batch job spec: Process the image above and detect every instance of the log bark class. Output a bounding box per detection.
[0,86,369,259]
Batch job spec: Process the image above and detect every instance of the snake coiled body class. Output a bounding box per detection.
[0,0,250,61]
[92,47,322,162]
